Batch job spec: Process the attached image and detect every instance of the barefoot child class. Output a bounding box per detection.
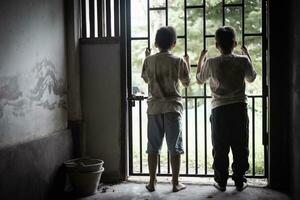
[141,26,190,192]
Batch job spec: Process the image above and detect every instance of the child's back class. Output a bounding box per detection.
[196,26,256,192]
[202,53,255,109]
[142,52,189,114]
[142,26,190,193]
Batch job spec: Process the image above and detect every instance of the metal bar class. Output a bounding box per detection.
[203,0,208,176]
[139,99,143,173]
[184,0,189,174]
[222,0,225,26]
[114,0,120,37]
[262,0,268,178]
[81,0,87,38]
[242,0,245,46]
[205,35,215,38]
[165,0,168,26]
[149,7,166,11]
[203,0,206,50]
[244,33,263,36]
[89,0,95,38]
[167,152,170,174]
[252,98,256,176]
[120,0,128,178]
[184,0,187,56]
[177,35,185,39]
[106,0,111,37]
[158,155,161,174]
[224,3,243,7]
[127,0,133,175]
[132,95,263,99]
[185,91,189,174]
[204,90,207,174]
[131,37,149,40]
[130,173,267,178]
[186,5,205,9]
[97,0,103,37]
[147,0,150,48]
[195,98,198,174]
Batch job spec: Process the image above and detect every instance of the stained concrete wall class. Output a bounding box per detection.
[80,38,122,182]
[0,0,72,199]
[0,0,68,148]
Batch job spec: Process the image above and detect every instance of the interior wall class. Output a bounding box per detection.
[0,0,73,199]
[268,0,291,191]
[289,0,300,199]
[0,0,67,148]
[80,38,123,182]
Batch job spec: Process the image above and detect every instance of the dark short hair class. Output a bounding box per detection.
[155,26,177,51]
[215,26,236,54]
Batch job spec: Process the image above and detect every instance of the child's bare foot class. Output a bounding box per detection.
[145,183,155,192]
[172,182,186,192]
[145,179,157,192]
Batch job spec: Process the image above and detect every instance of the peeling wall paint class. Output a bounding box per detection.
[0,0,68,148]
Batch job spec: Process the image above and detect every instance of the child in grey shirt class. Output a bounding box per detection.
[196,26,256,192]
[142,26,190,192]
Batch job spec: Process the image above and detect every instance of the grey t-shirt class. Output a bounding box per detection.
[196,53,256,109]
[141,52,190,115]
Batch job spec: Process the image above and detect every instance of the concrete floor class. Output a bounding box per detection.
[74,177,290,200]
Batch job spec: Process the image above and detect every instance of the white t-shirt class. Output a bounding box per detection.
[142,52,190,114]
[196,53,256,109]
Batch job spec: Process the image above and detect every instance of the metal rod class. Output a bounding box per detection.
[81,0,87,37]
[184,0,187,56]
[120,0,128,178]
[165,0,168,26]
[97,0,103,37]
[158,155,161,174]
[195,98,198,174]
[147,0,150,48]
[262,0,268,178]
[244,33,263,36]
[222,0,225,26]
[139,100,143,173]
[204,88,207,174]
[149,7,166,11]
[167,152,170,174]
[114,0,120,37]
[203,0,207,175]
[252,97,256,176]
[106,0,111,37]
[89,0,95,38]
[184,0,189,174]
[242,0,245,46]
[203,0,206,50]
[126,0,133,176]
[224,3,243,7]
[130,173,266,178]
[186,5,204,9]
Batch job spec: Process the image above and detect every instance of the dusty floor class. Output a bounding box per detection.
[71,177,290,200]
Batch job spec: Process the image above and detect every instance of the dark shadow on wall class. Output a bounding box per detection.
[0,130,73,200]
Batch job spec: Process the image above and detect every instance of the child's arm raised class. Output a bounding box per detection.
[196,49,208,84]
[145,48,151,57]
[241,46,257,83]
[241,46,252,62]
[141,48,151,83]
[179,54,191,87]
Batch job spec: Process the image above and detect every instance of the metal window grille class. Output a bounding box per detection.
[80,0,120,38]
[128,0,268,178]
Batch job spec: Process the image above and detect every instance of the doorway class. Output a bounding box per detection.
[127,0,268,179]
